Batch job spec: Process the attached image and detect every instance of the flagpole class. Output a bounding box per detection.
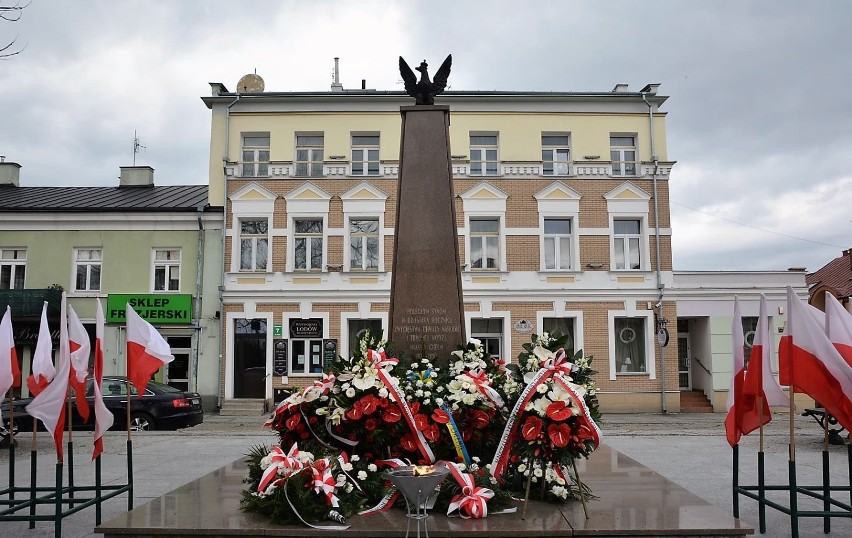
[757,395,766,533]
[786,289,799,538]
[67,386,75,508]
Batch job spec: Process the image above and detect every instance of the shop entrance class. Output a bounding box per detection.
[233,318,267,398]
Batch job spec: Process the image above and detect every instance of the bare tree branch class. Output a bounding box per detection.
[0,0,29,58]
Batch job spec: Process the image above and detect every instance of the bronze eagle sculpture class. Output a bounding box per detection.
[399,54,452,105]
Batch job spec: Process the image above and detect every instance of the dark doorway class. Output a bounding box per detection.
[234,318,267,398]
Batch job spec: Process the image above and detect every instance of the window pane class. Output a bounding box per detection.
[366,237,379,268]
[542,135,570,146]
[559,237,571,269]
[352,135,379,145]
[240,240,253,270]
[295,220,322,233]
[296,149,308,161]
[470,220,498,233]
[256,238,268,270]
[294,238,306,269]
[486,162,499,174]
[311,163,323,177]
[296,135,324,146]
[244,136,269,146]
[14,266,24,288]
[350,238,362,269]
[168,265,180,290]
[544,219,571,234]
[470,135,497,145]
[471,239,483,269]
[628,238,640,269]
[614,220,640,234]
[352,162,363,174]
[311,238,323,269]
[367,162,380,174]
[543,317,574,345]
[154,267,165,290]
[615,318,645,372]
[90,265,101,290]
[76,266,87,290]
[614,237,625,269]
[610,136,635,146]
[470,162,482,174]
[485,236,498,269]
[544,237,555,269]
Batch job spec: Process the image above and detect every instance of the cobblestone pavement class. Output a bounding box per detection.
[1,412,849,537]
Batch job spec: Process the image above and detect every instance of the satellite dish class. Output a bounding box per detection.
[237,73,265,93]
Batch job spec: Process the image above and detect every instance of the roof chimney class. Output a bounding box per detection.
[640,83,661,95]
[612,83,629,93]
[119,166,154,187]
[331,57,343,92]
[0,159,21,187]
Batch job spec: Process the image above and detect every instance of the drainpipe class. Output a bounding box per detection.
[642,92,666,414]
[217,94,241,408]
[193,208,205,393]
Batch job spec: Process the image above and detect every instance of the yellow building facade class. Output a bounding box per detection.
[204,81,682,413]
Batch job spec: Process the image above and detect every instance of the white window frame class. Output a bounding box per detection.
[283,312,330,377]
[348,218,380,271]
[542,218,574,271]
[537,309,584,352]
[535,182,582,272]
[295,134,324,178]
[469,133,499,176]
[351,134,380,176]
[292,218,325,271]
[341,182,388,273]
[341,311,388,362]
[608,308,655,380]
[151,248,181,292]
[238,218,270,272]
[73,248,102,292]
[469,217,501,271]
[612,218,643,270]
[610,134,638,177]
[0,248,26,290]
[464,310,511,364]
[541,134,571,176]
[241,134,270,178]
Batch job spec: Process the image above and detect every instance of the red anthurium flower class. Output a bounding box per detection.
[383,405,402,423]
[470,409,491,430]
[548,423,570,447]
[409,401,420,414]
[521,416,542,441]
[361,395,379,415]
[365,418,378,431]
[400,434,417,452]
[424,424,441,442]
[546,401,572,422]
[432,408,450,424]
[346,406,362,421]
[414,413,429,430]
[285,414,301,431]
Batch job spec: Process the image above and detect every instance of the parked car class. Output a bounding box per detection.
[1,376,203,432]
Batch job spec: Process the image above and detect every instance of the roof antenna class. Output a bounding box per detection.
[133,130,146,166]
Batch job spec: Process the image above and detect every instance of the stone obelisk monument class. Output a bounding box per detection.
[389,55,465,367]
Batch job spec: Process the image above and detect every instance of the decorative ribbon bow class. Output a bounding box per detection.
[310,458,339,507]
[542,348,575,375]
[446,463,494,519]
[368,348,399,369]
[313,372,336,393]
[257,443,304,492]
[463,368,504,408]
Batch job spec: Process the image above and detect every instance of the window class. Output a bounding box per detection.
[615,317,646,373]
[613,219,641,270]
[241,135,270,177]
[610,135,637,176]
[348,319,382,355]
[239,219,268,272]
[470,219,499,270]
[542,135,570,176]
[543,218,572,270]
[470,134,498,176]
[543,317,575,349]
[294,219,324,271]
[295,135,324,177]
[74,248,102,291]
[153,249,181,292]
[349,219,379,271]
[742,316,758,368]
[471,318,503,360]
[351,135,380,176]
[0,249,26,289]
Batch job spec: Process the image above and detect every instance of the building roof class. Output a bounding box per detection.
[0,185,215,212]
[806,249,852,299]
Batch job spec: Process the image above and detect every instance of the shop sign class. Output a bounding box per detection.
[323,339,338,369]
[273,339,288,376]
[106,294,192,324]
[513,319,533,333]
[290,318,323,338]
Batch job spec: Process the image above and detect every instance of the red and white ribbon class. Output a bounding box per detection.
[463,368,504,408]
[257,444,304,492]
[367,350,435,463]
[310,458,340,507]
[551,375,602,448]
[446,462,494,519]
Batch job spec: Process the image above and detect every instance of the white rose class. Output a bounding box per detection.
[368,464,378,472]
[343,462,353,472]
[415,389,424,397]
[350,454,360,462]
[345,388,356,398]
[357,470,368,481]
[379,387,389,398]
[534,468,543,478]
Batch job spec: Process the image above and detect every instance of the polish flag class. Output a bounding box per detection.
[26,301,55,397]
[26,292,71,462]
[779,286,852,431]
[68,306,91,423]
[742,294,790,408]
[824,292,852,368]
[92,299,113,460]
[126,305,173,395]
[725,297,751,446]
[0,305,22,421]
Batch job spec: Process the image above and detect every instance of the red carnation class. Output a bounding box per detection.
[548,423,570,447]
[383,405,402,423]
[365,418,378,431]
[521,416,542,441]
[546,401,572,422]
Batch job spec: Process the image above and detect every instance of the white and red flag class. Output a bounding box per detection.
[126,305,173,395]
[92,299,113,460]
[824,292,852,368]
[743,294,790,408]
[725,297,753,446]
[68,306,91,423]
[26,292,71,462]
[779,286,852,431]
[26,301,55,397]
[0,305,22,420]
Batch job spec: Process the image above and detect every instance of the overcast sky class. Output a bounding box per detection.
[2,1,850,273]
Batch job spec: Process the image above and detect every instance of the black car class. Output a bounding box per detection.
[1,376,203,432]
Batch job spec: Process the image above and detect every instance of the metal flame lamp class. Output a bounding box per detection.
[385,464,450,538]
